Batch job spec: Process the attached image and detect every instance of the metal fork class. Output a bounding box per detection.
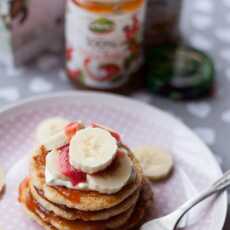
[141,170,230,230]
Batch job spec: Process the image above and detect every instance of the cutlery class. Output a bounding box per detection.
[141,170,230,230]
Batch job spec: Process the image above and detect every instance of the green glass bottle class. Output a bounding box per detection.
[145,0,215,100]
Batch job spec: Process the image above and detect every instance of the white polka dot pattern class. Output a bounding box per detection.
[191,15,213,30]
[190,35,213,50]
[193,127,216,145]
[193,0,214,13]
[223,0,230,7]
[222,110,230,123]
[187,102,211,118]
[215,29,230,43]
[220,50,230,62]
[29,77,53,93]
[0,87,20,102]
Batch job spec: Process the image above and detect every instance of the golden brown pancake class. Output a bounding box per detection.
[30,181,140,221]
[30,146,143,211]
[19,178,152,230]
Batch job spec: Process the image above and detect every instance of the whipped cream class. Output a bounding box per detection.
[45,166,89,190]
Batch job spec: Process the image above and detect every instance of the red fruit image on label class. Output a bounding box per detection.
[66,48,73,61]
[67,68,81,80]
[123,15,140,40]
[84,58,121,82]
[58,145,86,186]
[92,123,121,143]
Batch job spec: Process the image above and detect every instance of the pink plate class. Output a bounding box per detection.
[0,92,227,230]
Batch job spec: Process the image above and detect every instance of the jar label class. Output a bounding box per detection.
[66,0,146,89]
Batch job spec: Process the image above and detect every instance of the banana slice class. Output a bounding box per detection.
[87,154,132,194]
[36,117,69,144]
[0,166,5,193]
[133,146,173,181]
[43,131,68,151]
[69,127,118,174]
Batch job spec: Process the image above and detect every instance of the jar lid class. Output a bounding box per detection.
[146,44,215,100]
[78,0,125,4]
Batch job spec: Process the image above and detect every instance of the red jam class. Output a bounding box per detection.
[18,177,30,203]
[58,145,87,186]
[65,122,82,142]
[54,186,81,203]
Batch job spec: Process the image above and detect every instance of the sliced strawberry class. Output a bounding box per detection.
[58,145,72,176]
[65,122,82,142]
[66,48,73,61]
[92,123,121,143]
[100,64,120,78]
[116,149,125,158]
[57,144,69,152]
[67,69,81,80]
[71,170,87,186]
[58,145,86,186]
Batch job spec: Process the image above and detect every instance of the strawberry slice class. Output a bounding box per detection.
[65,122,82,142]
[92,123,121,143]
[58,145,86,186]
[116,149,125,158]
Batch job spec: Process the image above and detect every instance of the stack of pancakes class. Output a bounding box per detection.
[19,145,153,230]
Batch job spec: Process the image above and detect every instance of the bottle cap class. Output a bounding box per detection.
[146,44,215,100]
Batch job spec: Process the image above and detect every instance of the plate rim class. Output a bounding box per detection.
[0,90,228,229]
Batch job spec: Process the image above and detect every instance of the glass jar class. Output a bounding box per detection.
[65,0,146,91]
[145,0,182,48]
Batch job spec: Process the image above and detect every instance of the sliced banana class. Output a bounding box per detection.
[0,166,5,193]
[133,146,173,181]
[36,117,69,144]
[43,131,68,151]
[69,127,117,174]
[87,154,132,194]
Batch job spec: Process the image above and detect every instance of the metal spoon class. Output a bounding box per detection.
[141,170,230,230]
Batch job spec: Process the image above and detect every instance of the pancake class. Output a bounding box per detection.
[30,181,140,221]
[22,206,56,230]
[36,203,135,230]
[30,146,143,211]
[117,178,154,230]
[19,178,152,230]
[20,179,137,230]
